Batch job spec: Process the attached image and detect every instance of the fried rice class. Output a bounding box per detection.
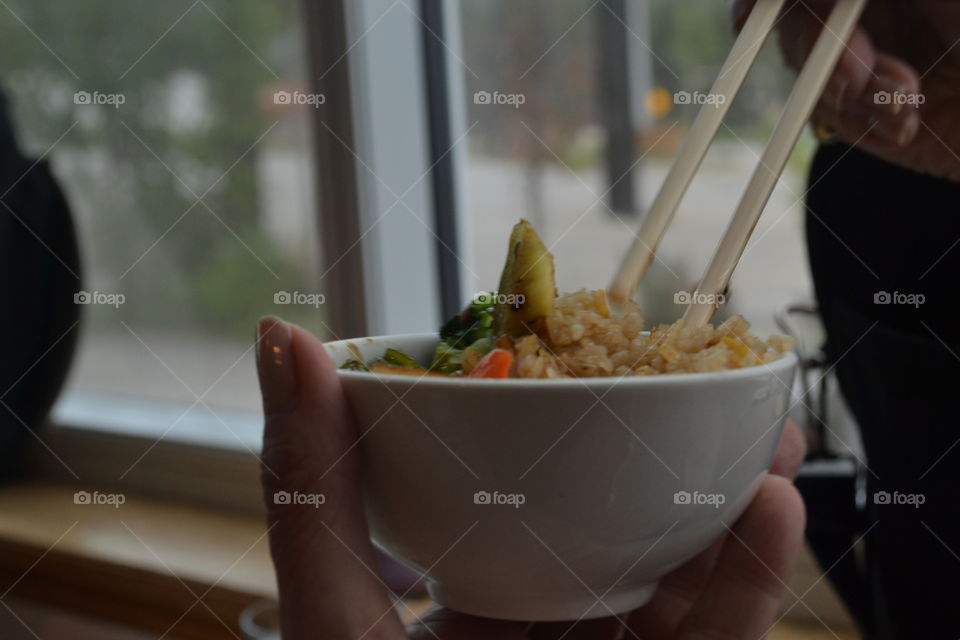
[461,289,795,378]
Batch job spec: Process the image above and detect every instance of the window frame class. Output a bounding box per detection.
[35,0,469,510]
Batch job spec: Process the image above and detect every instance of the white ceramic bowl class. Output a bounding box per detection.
[327,333,797,621]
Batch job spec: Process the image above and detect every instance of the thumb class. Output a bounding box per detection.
[256,317,405,640]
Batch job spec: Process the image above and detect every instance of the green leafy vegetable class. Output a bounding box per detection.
[431,342,465,374]
[383,348,423,369]
[341,348,423,371]
[431,293,498,373]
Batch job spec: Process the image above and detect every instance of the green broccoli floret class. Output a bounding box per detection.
[432,293,499,373]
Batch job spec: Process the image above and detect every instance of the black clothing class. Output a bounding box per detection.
[0,91,80,479]
[807,143,960,639]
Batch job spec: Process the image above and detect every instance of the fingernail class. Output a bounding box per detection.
[825,77,848,110]
[868,76,909,116]
[873,118,913,147]
[256,316,297,416]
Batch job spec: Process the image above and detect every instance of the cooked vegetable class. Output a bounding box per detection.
[340,359,369,371]
[494,220,557,337]
[342,347,424,372]
[348,221,559,377]
[431,342,466,374]
[439,295,495,346]
[370,364,447,377]
[467,349,513,378]
[383,348,423,369]
[431,293,498,373]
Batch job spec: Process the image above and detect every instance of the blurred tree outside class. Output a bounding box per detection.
[0,0,320,339]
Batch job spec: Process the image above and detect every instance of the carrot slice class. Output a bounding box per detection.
[468,349,513,378]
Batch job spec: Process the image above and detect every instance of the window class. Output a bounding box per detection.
[458,0,814,334]
[5,0,817,485]
[0,0,323,452]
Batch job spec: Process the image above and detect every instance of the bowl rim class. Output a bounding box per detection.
[327,333,798,388]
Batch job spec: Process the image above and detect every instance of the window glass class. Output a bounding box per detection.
[459,0,813,333]
[0,0,323,424]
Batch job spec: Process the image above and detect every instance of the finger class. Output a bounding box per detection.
[406,607,529,639]
[628,417,804,636]
[811,92,921,154]
[774,1,876,109]
[256,317,406,640]
[769,419,806,480]
[777,0,837,72]
[853,53,920,119]
[824,24,876,110]
[675,476,805,640]
[626,537,726,639]
[813,52,920,144]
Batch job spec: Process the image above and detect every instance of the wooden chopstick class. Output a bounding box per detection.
[608,0,786,306]
[684,0,868,328]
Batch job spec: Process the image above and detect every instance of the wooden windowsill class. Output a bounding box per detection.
[0,481,275,639]
[0,481,277,598]
[0,481,437,639]
[0,481,856,639]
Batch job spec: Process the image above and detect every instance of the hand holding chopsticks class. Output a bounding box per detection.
[610,0,869,327]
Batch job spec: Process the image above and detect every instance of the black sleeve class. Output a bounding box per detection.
[806,142,960,639]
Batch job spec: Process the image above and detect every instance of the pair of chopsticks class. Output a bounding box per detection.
[609,0,868,327]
